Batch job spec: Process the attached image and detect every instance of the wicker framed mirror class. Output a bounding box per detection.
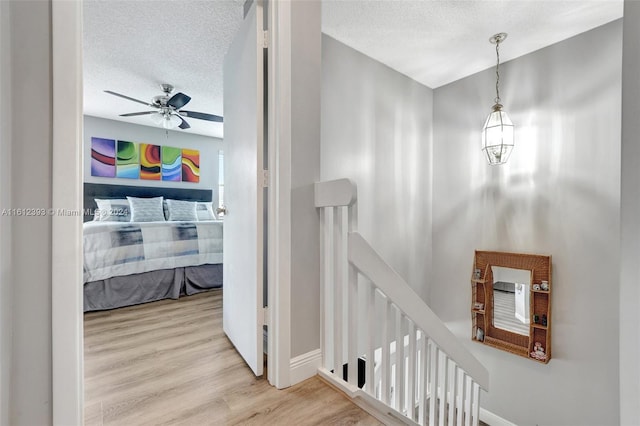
[471,250,552,363]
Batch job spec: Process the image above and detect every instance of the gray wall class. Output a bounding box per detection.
[84,116,221,195]
[289,0,322,358]
[620,2,640,423]
[321,35,434,302]
[0,2,632,424]
[432,21,622,425]
[0,1,12,424]
[3,1,54,424]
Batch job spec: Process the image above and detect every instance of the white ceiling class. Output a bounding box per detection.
[83,0,244,139]
[83,0,623,138]
[322,0,623,89]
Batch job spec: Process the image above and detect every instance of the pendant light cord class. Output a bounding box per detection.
[495,41,501,105]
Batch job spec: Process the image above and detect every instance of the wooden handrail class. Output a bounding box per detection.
[348,232,490,391]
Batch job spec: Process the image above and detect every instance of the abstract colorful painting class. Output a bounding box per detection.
[181,149,200,183]
[91,137,116,177]
[91,136,201,184]
[140,144,161,180]
[116,141,140,179]
[162,146,182,182]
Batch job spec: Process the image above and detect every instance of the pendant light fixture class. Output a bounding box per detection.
[482,32,515,165]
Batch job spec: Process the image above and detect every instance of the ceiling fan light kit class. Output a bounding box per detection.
[481,32,515,166]
[153,112,182,130]
[105,83,223,131]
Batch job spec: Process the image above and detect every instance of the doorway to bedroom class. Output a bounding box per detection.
[80,1,270,423]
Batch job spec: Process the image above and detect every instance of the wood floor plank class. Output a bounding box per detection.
[84,290,380,425]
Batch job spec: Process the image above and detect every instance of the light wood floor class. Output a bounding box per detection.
[84,290,380,425]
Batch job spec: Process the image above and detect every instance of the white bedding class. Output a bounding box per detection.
[83,220,223,283]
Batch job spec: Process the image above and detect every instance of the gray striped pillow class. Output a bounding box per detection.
[126,196,166,222]
[166,199,198,222]
[94,199,131,222]
[196,202,217,221]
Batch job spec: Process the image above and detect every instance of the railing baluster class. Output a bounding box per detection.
[438,351,448,426]
[429,341,438,426]
[347,198,358,387]
[418,330,427,425]
[456,369,464,426]
[321,207,334,371]
[472,382,480,426]
[381,297,391,405]
[464,375,472,426]
[448,360,456,426]
[366,283,375,395]
[333,207,344,379]
[407,320,416,421]
[395,308,404,412]
[348,248,358,387]
[426,335,431,395]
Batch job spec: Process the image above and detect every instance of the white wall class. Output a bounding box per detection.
[321,35,434,302]
[492,266,530,285]
[619,2,640,423]
[432,21,622,425]
[83,115,221,194]
[6,1,54,424]
[0,1,12,424]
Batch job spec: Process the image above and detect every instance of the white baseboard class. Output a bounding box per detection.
[480,407,518,426]
[289,349,322,386]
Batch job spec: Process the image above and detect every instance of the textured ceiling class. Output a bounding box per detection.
[83,0,244,138]
[322,0,623,89]
[83,0,623,138]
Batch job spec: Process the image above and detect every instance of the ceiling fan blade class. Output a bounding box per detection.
[104,90,153,107]
[180,110,223,122]
[167,92,191,109]
[120,111,156,117]
[177,115,191,130]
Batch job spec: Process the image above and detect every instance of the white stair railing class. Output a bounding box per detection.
[315,179,489,426]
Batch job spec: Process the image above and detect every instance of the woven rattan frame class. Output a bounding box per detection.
[471,250,552,363]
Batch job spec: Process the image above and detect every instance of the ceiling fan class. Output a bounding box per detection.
[104,83,223,130]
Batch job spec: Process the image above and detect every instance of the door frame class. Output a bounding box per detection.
[51,0,293,423]
[51,1,84,424]
[266,0,292,389]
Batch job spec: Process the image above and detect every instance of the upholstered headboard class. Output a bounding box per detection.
[83,183,213,222]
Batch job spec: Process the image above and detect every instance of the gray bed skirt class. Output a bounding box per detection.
[84,264,223,312]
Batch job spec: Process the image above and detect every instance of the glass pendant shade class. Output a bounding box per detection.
[151,113,165,126]
[161,113,181,129]
[151,113,182,129]
[150,112,181,129]
[482,104,514,165]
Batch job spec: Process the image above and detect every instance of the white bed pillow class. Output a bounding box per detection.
[195,202,217,221]
[126,196,166,222]
[94,199,131,222]
[165,199,198,221]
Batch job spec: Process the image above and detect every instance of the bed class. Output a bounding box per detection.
[83,183,223,311]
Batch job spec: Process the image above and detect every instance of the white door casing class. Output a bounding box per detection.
[49,0,302,421]
[222,0,265,376]
[52,1,84,424]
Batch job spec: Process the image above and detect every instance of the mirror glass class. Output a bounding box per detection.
[491,266,531,336]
